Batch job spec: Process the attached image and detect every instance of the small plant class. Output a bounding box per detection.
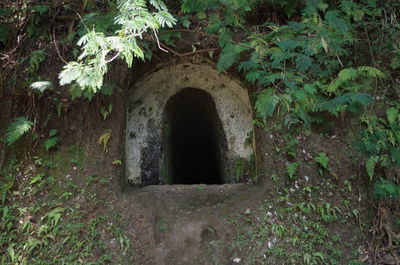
[100,103,113,120]
[356,107,400,180]
[44,129,58,151]
[29,49,46,74]
[315,152,329,169]
[285,136,298,158]
[158,219,168,232]
[271,174,280,182]
[374,179,400,199]
[287,162,301,179]
[112,160,122,166]
[99,130,112,152]
[271,223,287,237]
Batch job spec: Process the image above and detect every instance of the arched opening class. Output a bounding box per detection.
[162,88,225,184]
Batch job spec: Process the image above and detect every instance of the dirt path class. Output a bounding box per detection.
[118,184,266,265]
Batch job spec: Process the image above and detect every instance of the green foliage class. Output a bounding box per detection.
[0,24,10,44]
[99,130,112,152]
[287,161,300,179]
[0,156,131,264]
[29,50,46,74]
[315,152,329,169]
[366,156,378,180]
[6,117,33,146]
[356,106,400,180]
[59,0,176,96]
[44,129,58,151]
[374,179,400,199]
[180,0,387,128]
[322,93,373,115]
[255,89,280,118]
[100,103,113,120]
[326,67,386,94]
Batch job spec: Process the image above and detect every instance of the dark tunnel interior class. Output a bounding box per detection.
[163,88,225,184]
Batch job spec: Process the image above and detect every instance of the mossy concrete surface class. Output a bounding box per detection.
[126,57,254,186]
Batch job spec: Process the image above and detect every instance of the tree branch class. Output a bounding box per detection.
[159,43,219,57]
[158,29,255,50]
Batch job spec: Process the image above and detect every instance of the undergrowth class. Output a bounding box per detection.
[0,151,133,264]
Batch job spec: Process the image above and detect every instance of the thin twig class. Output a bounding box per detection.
[336,54,344,67]
[158,28,256,50]
[153,28,168,53]
[53,28,68,64]
[159,43,181,57]
[159,43,218,57]
[158,29,218,39]
[75,11,90,32]
[106,52,120,63]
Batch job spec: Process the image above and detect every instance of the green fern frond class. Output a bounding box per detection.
[338,68,358,82]
[322,92,373,115]
[340,0,358,15]
[357,66,386,79]
[260,73,283,85]
[217,48,238,72]
[255,88,280,118]
[6,116,34,146]
[245,70,263,83]
[277,40,300,52]
[44,137,58,151]
[217,44,248,72]
[325,10,349,34]
[295,54,313,73]
[238,61,259,72]
[149,0,167,11]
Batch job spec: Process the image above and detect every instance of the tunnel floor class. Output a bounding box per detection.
[163,88,225,184]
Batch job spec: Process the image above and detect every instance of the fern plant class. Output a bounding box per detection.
[374,179,400,199]
[181,0,387,128]
[5,117,33,146]
[356,106,400,180]
[59,0,176,96]
[44,129,58,151]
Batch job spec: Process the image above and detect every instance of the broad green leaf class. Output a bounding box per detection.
[386,107,398,124]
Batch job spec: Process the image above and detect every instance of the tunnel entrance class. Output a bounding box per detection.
[162,88,226,184]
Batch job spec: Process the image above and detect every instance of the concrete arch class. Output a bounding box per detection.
[126,61,254,186]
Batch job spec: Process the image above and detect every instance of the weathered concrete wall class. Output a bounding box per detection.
[126,60,254,186]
